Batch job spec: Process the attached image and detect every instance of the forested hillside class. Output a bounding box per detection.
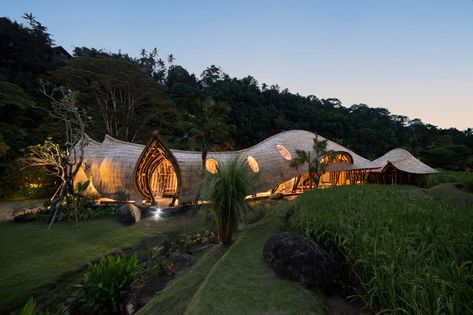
[1,15,472,198]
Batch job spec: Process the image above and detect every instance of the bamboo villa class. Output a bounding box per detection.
[74,130,437,206]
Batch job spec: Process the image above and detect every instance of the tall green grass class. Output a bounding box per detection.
[291,185,473,314]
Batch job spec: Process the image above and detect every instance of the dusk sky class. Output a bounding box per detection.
[2,0,472,130]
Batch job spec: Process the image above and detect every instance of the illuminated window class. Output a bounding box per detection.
[320,152,353,164]
[247,156,259,173]
[205,158,219,174]
[276,144,292,160]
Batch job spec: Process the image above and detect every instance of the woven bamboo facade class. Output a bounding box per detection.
[74,135,145,201]
[74,130,437,205]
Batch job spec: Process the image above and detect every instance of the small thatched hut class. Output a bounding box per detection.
[368,148,438,185]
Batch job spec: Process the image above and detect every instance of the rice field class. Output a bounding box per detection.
[291,184,473,314]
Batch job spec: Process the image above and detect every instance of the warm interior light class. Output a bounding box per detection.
[276,144,292,160]
[150,160,177,197]
[247,156,259,173]
[205,158,219,174]
[320,152,353,164]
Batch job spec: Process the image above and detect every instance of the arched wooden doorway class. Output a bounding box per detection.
[134,131,181,205]
[150,160,177,198]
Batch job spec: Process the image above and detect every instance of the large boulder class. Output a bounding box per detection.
[117,204,141,225]
[263,232,335,290]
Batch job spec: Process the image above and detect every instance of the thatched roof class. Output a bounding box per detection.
[75,135,145,201]
[157,130,377,202]
[371,148,438,174]
[75,131,437,204]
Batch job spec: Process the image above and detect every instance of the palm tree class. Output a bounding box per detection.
[181,98,232,202]
[291,133,335,189]
[202,158,253,244]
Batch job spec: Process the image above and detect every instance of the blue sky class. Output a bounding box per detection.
[2,0,472,129]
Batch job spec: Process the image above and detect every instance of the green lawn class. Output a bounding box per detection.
[184,204,326,315]
[0,212,208,312]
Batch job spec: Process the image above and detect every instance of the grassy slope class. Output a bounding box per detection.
[137,245,228,315]
[0,213,208,311]
[185,206,326,315]
[427,183,473,209]
[426,170,473,187]
[292,185,473,314]
[425,171,473,209]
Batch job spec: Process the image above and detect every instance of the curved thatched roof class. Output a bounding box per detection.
[75,135,145,200]
[75,130,435,205]
[167,130,377,202]
[371,148,438,174]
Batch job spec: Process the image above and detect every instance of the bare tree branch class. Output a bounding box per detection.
[24,85,89,229]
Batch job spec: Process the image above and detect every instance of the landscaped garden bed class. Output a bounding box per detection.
[1,197,270,314]
[0,206,216,314]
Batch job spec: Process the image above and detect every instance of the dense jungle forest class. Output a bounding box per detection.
[1,15,472,199]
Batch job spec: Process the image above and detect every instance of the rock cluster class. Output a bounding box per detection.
[263,232,335,290]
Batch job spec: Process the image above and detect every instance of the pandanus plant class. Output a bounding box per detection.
[203,158,253,244]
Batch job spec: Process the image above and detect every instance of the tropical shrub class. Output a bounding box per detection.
[202,158,253,244]
[14,298,38,315]
[291,185,473,314]
[76,255,140,314]
[149,246,167,272]
[179,230,217,251]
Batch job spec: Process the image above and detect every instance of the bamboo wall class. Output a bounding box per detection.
[75,130,436,205]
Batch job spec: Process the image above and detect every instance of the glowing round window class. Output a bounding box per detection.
[276,144,292,160]
[205,158,218,174]
[247,156,259,173]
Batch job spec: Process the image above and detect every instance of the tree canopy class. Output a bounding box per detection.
[0,14,472,198]
[53,55,173,142]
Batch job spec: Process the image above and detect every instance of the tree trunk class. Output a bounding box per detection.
[314,173,320,188]
[202,150,208,173]
[218,227,232,245]
[194,149,208,204]
[48,154,85,229]
[48,182,68,230]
